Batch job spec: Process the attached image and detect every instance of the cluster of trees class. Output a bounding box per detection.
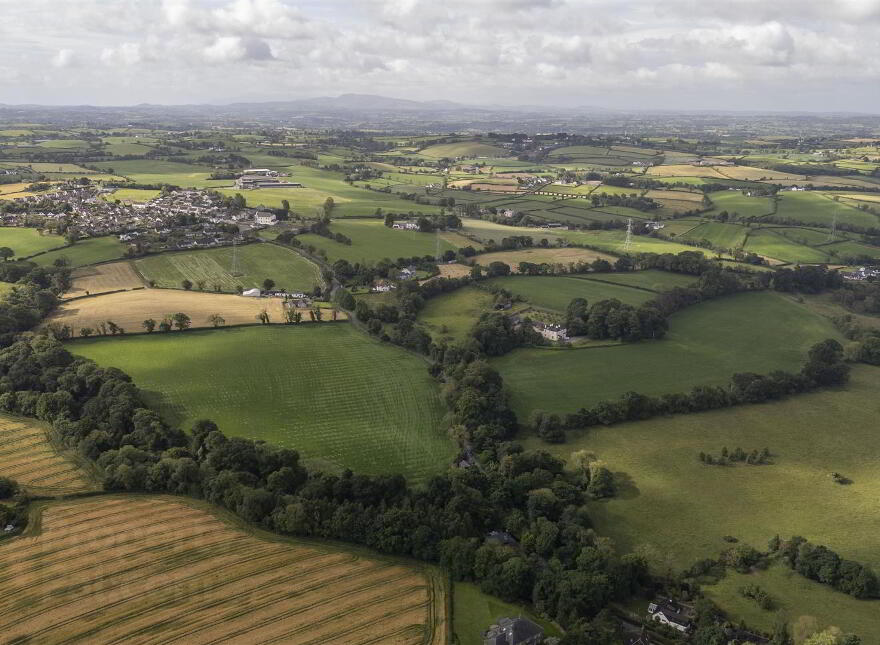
[543,339,849,441]
[0,264,69,345]
[738,583,775,610]
[589,192,660,212]
[772,536,879,599]
[832,281,880,315]
[565,297,667,342]
[0,333,649,634]
[0,476,28,533]
[305,217,352,245]
[382,212,461,231]
[140,313,192,333]
[699,447,771,466]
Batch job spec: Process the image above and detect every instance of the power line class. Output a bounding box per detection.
[623,218,633,251]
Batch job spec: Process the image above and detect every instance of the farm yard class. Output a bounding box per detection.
[70,325,454,482]
[495,292,840,418]
[0,414,94,495]
[0,496,446,645]
[63,261,144,298]
[133,243,322,293]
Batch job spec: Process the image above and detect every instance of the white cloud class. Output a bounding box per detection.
[51,48,76,68]
[2,0,878,110]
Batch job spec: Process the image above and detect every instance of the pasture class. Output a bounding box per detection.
[471,246,615,269]
[680,222,748,249]
[46,289,305,332]
[33,236,128,268]
[91,159,226,189]
[134,243,322,293]
[705,565,880,643]
[708,190,775,218]
[417,286,497,343]
[776,192,878,229]
[0,227,65,258]
[484,275,657,310]
[0,413,94,495]
[744,228,830,264]
[557,229,721,257]
[496,292,841,417]
[101,188,160,203]
[0,496,446,644]
[71,325,454,482]
[297,219,474,264]
[64,261,144,298]
[521,364,880,643]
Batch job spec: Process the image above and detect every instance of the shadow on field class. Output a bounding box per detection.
[613,471,641,500]
[139,389,187,428]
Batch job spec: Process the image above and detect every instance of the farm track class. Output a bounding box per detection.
[0,496,444,644]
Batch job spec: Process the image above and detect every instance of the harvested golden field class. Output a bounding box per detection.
[0,414,93,495]
[647,164,728,178]
[63,261,144,298]
[434,263,472,280]
[46,289,290,332]
[0,496,446,644]
[472,246,615,270]
[716,166,805,181]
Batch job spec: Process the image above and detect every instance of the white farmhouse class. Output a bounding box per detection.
[255,212,278,226]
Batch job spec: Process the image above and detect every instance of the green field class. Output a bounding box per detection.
[776,192,879,229]
[823,240,880,261]
[91,159,227,189]
[101,188,160,203]
[71,325,454,482]
[484,275,657,311]
[298,219,474,264]
[744,228,830,264]
[708,190,775,219]
[134,243,321,293]
[558,229,721,257]
[705,565,880,643]
[574,269,698,291]
[417,286,496,343]
[0,227,65,258]
[521,363,880,584]
[32,236,127,267]
[496,292,840,417]
[453,582,561,645]
[680,222,748,249]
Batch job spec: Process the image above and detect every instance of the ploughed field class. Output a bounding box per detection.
[0,496,445,644]
[133,243,322,294]
[70,325,454,482]
[63,261,144,298]
[495,292,841,418]
[0,413,93,495]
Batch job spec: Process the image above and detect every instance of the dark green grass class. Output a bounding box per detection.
[0,227,65,258]
[573,269,697,291]
[484,275,655,311]
[33,236,127,267]
[71,325,454,482]
[134,243,322,292]
[495,292,841,417]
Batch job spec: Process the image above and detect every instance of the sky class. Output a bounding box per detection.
[1,0,879,112]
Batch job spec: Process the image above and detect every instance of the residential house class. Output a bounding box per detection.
[398,267,416,280]
[372,281,396,293]
[483,617,543,645]
[255,211,278,226]
[647,599,692,633]
[533,322,568,341]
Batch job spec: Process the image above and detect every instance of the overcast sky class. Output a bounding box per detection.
[1,0,878,112]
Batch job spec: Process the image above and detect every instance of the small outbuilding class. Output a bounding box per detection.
[241,288,261,297]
